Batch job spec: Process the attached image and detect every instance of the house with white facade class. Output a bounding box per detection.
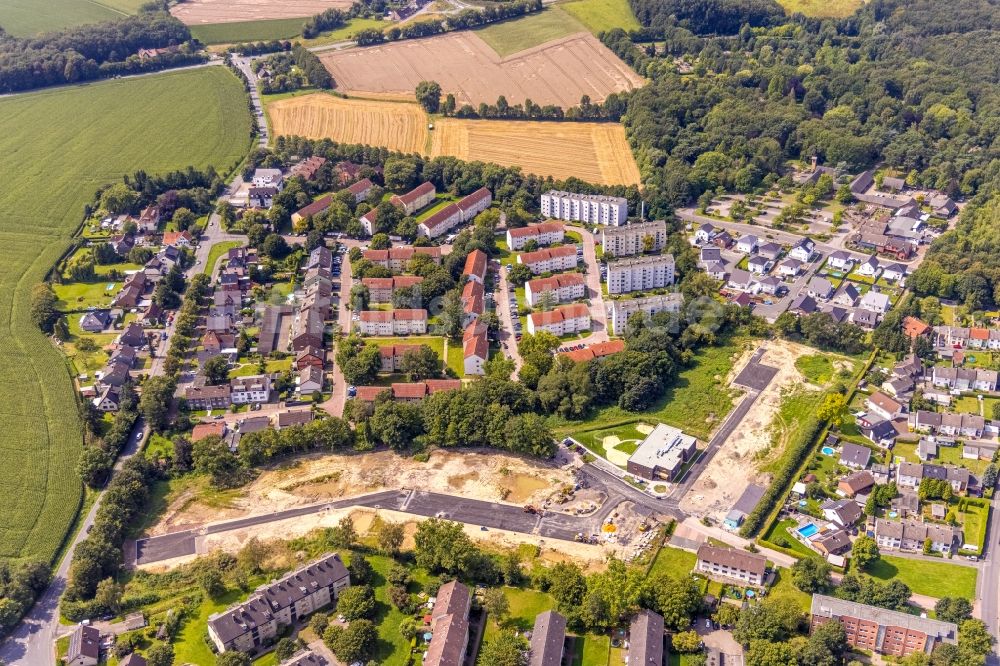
[507,221,565,251]
[525,273,586,306]
[606,254,675,294]
[527,303,590,336]
[517,246,578,274]
[540,190,627,225]
[608,293,684,335]
[602,220,667,256]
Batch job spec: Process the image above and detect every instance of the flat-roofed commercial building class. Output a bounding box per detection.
[626,423,697,481]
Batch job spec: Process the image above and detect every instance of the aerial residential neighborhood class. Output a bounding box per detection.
[2,1,1000,666]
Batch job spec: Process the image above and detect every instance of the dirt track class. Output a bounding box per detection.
[319,31,645,107]
[171,0,354,24]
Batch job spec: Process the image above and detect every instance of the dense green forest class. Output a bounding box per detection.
[606,0,1000,306]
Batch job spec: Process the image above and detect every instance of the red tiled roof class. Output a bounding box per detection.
[425,379,462,393]
[464,329,489,360]
[356,386,391,402]
[463,249,488,280]
[519,245,577,264]
[362,277,394,290]
[462,280,484,315]
[394,275,423,288]
[971,327,989,341]
[456,187,492,213]
[191,421,225,442]
[379,344,423,358]
[393,309,427,321]
[527,272,585,293]
[295,195,333,218]
[420,203,461,231]
[347,177,373,195]
[360,310,392,323]
[162,230,193,246]
[392,382,428,399]
[393,182,435,206]
[508,221,563,238]
[903,316,930,338]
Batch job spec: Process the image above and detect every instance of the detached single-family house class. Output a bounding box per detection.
[838,470,875,497]
[737,234,758,254]
[728,269,755,292]
[695,223,715,244]
[704,261,728,280]
[853,308,880,328]
[699,247,722,266]
[789,238,817,262]
[822,498,862,528]
[66,625,101,666]
[827,250,855,271]
[806,276,834,300]
[757,276,782,296]
[758,242,783,262]
[861,417,897,446]
[840,443,872,469]
[789,292,818,315]
[748,255,772,275]
[867,391,904,421]
[882,263,907,282]
[777,258,803,278]
[79,309,112,333]
[831,283,860,308]
[857,256,881,278]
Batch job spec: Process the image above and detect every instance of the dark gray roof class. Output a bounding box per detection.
[119,654,148,666]
[529,610,567,666]
[629,610,664,666]
[732,484,766,515]
[839,442,871,468]
[68,625,100,661]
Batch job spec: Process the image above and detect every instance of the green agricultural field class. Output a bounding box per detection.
[776,0,863,18]
[559,0,641,34]
[476,7,587,57]
[0,0,143,36]
[190,17,307,45]
[866,556,977,599]
[299,18,388,47]
[0,66,250,565]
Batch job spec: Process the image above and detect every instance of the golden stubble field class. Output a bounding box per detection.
[170,0,353,24]
[318,31,645,108]
[267,94,641,185]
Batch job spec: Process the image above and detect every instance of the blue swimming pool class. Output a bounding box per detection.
[797,523,819,538]
[821,446,835,455]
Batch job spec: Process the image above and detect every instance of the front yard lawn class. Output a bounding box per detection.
[865,555,977,599]
[53,280,119,311]
[892,440,988,475]
[648,544,697,577]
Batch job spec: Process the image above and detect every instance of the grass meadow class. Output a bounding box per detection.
[0,66,250,564]
[190,17,307,45]
[559,0,641,34]
[476,7,587,57]
[0,0,144,36]
[866,555,977,599]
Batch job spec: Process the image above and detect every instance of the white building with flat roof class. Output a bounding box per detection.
[606,254,675,294]
[608,293,683,334]
[541,190,628,226]
[626,423,697,481]
[601,220,667,257]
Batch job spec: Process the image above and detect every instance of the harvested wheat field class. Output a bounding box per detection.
[267,94,640,185]
[319,31,644,108]
[268,94,427,154]
[171,0,353,24]
[431,117,639,185]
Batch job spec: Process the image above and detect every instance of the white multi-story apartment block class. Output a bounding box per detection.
[608,293,684,335]
[540,190,628,226]
[527,303,590,336]
[358,309,428,336]
[524,273,587,306]
[695,544,767,586]
[601,220,667,257]
[506,221,565,250]
[208,554,350,654]
[230,375,271,404]
[517,246,578,274]
[606,254,675,294]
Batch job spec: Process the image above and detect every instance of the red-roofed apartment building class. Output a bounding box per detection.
[378,344,424,372]
[525,273,586,306]
[463,321,489,375]
[463,249,487,284]
[517,245,578,274]
[358,309,428,335]
[355,380,462,403]
[391,182,436,215]
[363,246,442,272]
[561,339,625,363]
[417,187,492,239]
[505,221,564,250]
[462,280,485,324]
[362,275,423,303]
[528,303,590,336]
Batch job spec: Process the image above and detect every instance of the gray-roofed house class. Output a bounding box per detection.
[839,443,871,469]
[777,258,803,278]
[822,498,862,528]
[629,609,665,666]
[875,518,961,554]
[748,254,772,274]
[820,305,850,323]
[789,292,818,315]
[529,610,567,666]
[918,439,938,461]
[728,268,755,292]
[758,242,783,261]
[807,276,834,300]
[119,653,148,666]
[723,483,765,530]
[827,250,855,271]
[853,308,880,329]
[67,625,101,666]
[814,530,852,556]
[831,283,860,307]
[860,291,891,314]
[737,234,758,254]
[860,417,897,446]
[79,309,113,333]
